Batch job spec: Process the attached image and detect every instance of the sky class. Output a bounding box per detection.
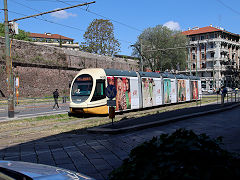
[1,0,240,56]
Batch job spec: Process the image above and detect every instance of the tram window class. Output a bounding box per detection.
[91,80,106,101]
[71,74,93,96]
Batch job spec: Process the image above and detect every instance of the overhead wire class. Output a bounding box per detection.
[5,8,134,45]
[216,0,240,16]
[55,0,142,32]
[7,9,85,32]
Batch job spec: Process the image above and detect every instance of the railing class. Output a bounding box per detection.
[204,91,239,105]
[194,91,240,108]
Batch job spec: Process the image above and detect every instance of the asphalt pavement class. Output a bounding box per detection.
[0,101,240,180]
[0,101,69,121]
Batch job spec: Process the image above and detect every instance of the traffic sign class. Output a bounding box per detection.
[107,100,116,106]
[106,85,117,99]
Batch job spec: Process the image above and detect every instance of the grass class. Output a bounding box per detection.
[0,97,69,106]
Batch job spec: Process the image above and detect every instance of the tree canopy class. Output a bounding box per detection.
[80,19,120,56]
[132,25,188,72]
[0,23,31,41]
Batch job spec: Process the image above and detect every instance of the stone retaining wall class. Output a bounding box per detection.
[0,37,138,97]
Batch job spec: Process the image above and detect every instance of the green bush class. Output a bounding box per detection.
[109,129,240,180]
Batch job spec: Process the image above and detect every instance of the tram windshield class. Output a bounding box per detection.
[71,74,93,102]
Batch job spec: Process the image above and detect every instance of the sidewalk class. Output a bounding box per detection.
[88,101,240,134]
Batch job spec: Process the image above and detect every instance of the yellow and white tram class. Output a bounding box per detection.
[69,68,201,116]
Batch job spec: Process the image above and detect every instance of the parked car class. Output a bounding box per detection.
[0,160,94,180]
[207,89,214,94]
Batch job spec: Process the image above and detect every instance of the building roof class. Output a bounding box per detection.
[29,33,74,40]
[182,26,239,37]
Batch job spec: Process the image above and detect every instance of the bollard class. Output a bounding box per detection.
[200,95,201,106]
[109,106,115,126]
[221,94,224,105]
[62,96,67,103]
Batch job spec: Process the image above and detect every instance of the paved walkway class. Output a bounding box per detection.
[0,103,240,180]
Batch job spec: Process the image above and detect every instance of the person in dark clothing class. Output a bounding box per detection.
[53,89,60,110]
[222,86,227,97]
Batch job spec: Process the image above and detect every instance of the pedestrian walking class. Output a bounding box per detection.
[53,89,60,110]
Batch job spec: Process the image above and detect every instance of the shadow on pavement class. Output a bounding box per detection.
[0,102,239,180]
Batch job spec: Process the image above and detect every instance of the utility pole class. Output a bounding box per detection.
[4,0,14,118]
[188,44,192,76]
[3,1,95,118]
[140,39,143,71]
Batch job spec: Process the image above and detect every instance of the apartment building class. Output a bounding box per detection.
[181,25,240,91]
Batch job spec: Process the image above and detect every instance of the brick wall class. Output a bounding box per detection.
[0,37,138,97]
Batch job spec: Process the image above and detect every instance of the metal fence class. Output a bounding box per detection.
[197,91,240,107]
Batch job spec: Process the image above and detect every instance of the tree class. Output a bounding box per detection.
[221,59,240,88]
[80,19,120,56]
[132,25,187,72]
[0,23,31,41]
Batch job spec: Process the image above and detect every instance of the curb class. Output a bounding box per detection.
[87,102,240,134]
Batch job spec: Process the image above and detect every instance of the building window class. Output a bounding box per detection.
[193,63,196,69]
[209,33,214,39]
[192,54,196,60]
[210,52,214,58]
[202,63,206,68]
[209,42,214,48]
[201,81,206,88]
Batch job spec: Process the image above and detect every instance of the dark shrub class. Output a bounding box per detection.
[109,129,240,180]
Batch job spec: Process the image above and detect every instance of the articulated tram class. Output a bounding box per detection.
[69,68,201,115]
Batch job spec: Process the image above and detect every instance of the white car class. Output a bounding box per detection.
[0,160,94,180]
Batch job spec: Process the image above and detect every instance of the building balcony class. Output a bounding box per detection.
[220,39,240,46]
[220,48,229,53]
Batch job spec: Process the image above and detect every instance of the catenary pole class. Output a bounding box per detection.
[4,1,95,118]
[4,0,14,118]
